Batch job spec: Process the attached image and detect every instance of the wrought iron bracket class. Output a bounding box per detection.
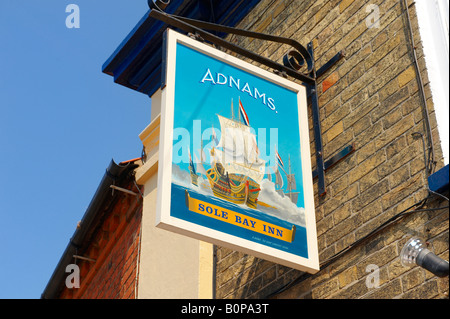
[306,46,352,196]
[149,6,353,197]
[312,144,355,179]
[305,42,326,196]
[149,8,315,84]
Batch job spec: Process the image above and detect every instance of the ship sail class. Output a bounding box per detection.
[276,189,285,197]
[275,166,284,188]
[214,149,265,184]
[287,192,299,204]
[188,149,196,175]
[188,149,198,186]
[284,156,299,204]
[205,98,265,209]
[274,152,300,205]
[287,174,296,190]
[266,166,272,182]
[194,153,208,177]
[215,114,265,184]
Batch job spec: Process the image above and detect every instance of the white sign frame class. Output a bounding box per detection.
[155,29,319,273]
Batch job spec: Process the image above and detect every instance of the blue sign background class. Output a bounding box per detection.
[170,42,309,258]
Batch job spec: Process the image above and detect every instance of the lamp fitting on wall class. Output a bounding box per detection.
[400,237,449,278]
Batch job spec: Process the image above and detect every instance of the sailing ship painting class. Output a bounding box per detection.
[186,97,300,213]
[204,98,265,209]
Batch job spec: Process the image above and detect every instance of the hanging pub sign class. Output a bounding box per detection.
[156,29,319,273]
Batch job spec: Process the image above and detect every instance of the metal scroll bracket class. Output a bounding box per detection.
[307,45,354,196]
[149,7,354,197]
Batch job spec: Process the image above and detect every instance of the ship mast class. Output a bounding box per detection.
[201,139,204,163]
[288,155,292,201]
[231,98,234,121]
[238,97,241,123]
[276,153,299,204]
[287,155,298,202]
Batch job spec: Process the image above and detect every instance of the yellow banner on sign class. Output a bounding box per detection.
[184,190,296,243]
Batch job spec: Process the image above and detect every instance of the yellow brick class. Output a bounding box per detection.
[325,121,344,142]
[272,0,285,19]
[254,15,272,33]
[312,37,319,50]
[339,0,355,13]
[338,266,357,288]
[397,65,416,87]
[315,2,331,24]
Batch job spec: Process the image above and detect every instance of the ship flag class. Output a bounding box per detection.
[239,98,250,126]
[276,147,284,168]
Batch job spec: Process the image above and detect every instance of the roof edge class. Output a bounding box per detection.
[41,159,138,299]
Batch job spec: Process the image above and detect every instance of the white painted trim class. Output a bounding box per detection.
[415,0,449,164]
[155,29,319,273]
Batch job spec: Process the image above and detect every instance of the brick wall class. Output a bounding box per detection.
[59,181,143,299]
[215,0,448,299]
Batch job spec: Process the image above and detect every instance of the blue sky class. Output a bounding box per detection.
[0,1,151,298]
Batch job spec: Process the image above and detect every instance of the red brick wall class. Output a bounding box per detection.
[59,188,142,299]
